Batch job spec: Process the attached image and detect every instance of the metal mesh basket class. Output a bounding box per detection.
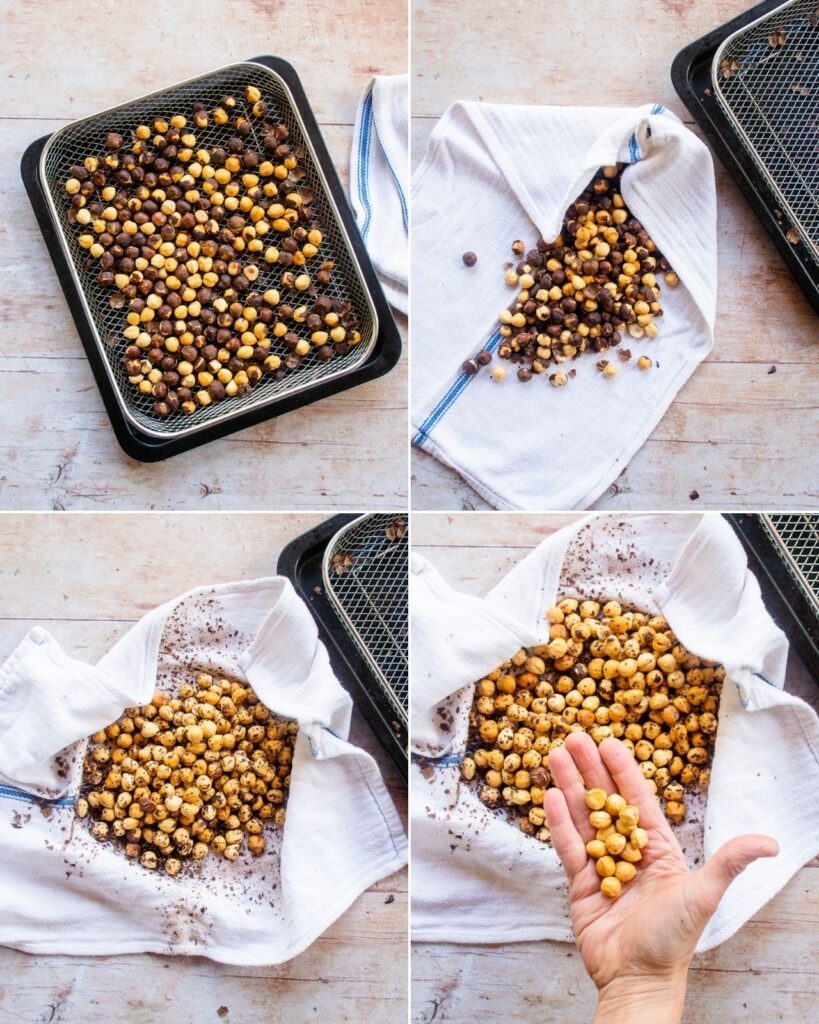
[712,0,819,264]
[760,513,819,618]
[321,513,408,723]
[39,60,376,440]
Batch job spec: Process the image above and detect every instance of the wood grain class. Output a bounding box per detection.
[0,0,408,511]
[410,0,819,511]
[0,512,408,1023]
[410,512,819,1023]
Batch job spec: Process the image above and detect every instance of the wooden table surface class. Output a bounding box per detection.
[0,513,408,1024]
[0,0,407,511]
[410,512,819,1024]
[410,0,819,511]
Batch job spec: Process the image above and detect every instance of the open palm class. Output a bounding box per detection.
[545,733,778,993]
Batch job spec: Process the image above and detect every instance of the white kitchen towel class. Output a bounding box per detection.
[350,74,409,314]
[411,102,718,510]
[410,513,819,951]
[0,577,406,964]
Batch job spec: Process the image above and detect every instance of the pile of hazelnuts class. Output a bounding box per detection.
[62,84,361,419]
[460,166,679,386]
[461,598,722,842]
[76,672,297,875]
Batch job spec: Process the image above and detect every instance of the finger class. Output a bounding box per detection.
[547,745,594,839]
[690,834,779,919]
[564,731,616,795]
[597,737,677,843]
[544,787,588,880]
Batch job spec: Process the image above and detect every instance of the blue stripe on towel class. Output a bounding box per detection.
[0,784,75,808]
[411,752,465,767]
[357,92,375,240]
[377,134,409,231]
[629,105,666,163]
[413,329,503,446]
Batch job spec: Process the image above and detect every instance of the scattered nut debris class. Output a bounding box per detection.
[385,517,407,542]
[689,489,700,501]
[217,1008,229,1019]
[584,788,648,898]
[79,673,297,873]
[791,84,813,96]
[719,58,741,79]
[384,894,396,904]
[330,552,356,575]
[786,228,801,244]
[465,166,674,389]
[61,86,361,420]
[768,366,777,375]
[768,27,788,47]
[461,599,722,838]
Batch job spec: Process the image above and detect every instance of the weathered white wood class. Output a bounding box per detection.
[0,512,407,1021]
[410,514,819,1023]
[0,0,408,511]
[410,0,819,511]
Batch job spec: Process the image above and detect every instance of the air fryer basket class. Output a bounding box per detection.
[22,56,400,459]
[711,0,819,264]
[277,514,408,778]
[671,2,819,314]
[321,513,408,727]
[729,512,819,681]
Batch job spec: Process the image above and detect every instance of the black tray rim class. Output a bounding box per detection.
[671,0,819,317]
[20,54,402,463]
[727,512,819,682]
[277,513,408,780]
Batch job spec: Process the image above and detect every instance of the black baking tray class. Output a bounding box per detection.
[278,515,408,779]
[728,513,819,681]
[671,1,819,316]
[21,55,401,462]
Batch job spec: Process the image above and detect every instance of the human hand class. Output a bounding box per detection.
[545,733,778,1023]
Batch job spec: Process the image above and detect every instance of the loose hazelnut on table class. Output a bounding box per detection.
[462,251,477,267]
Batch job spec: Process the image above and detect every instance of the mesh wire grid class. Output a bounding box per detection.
[711,0,819,264]
[321,514,408,722]
[760,513,819,617]
[40,61,376,439]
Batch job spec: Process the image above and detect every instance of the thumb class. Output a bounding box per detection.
[691,834,779,918]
